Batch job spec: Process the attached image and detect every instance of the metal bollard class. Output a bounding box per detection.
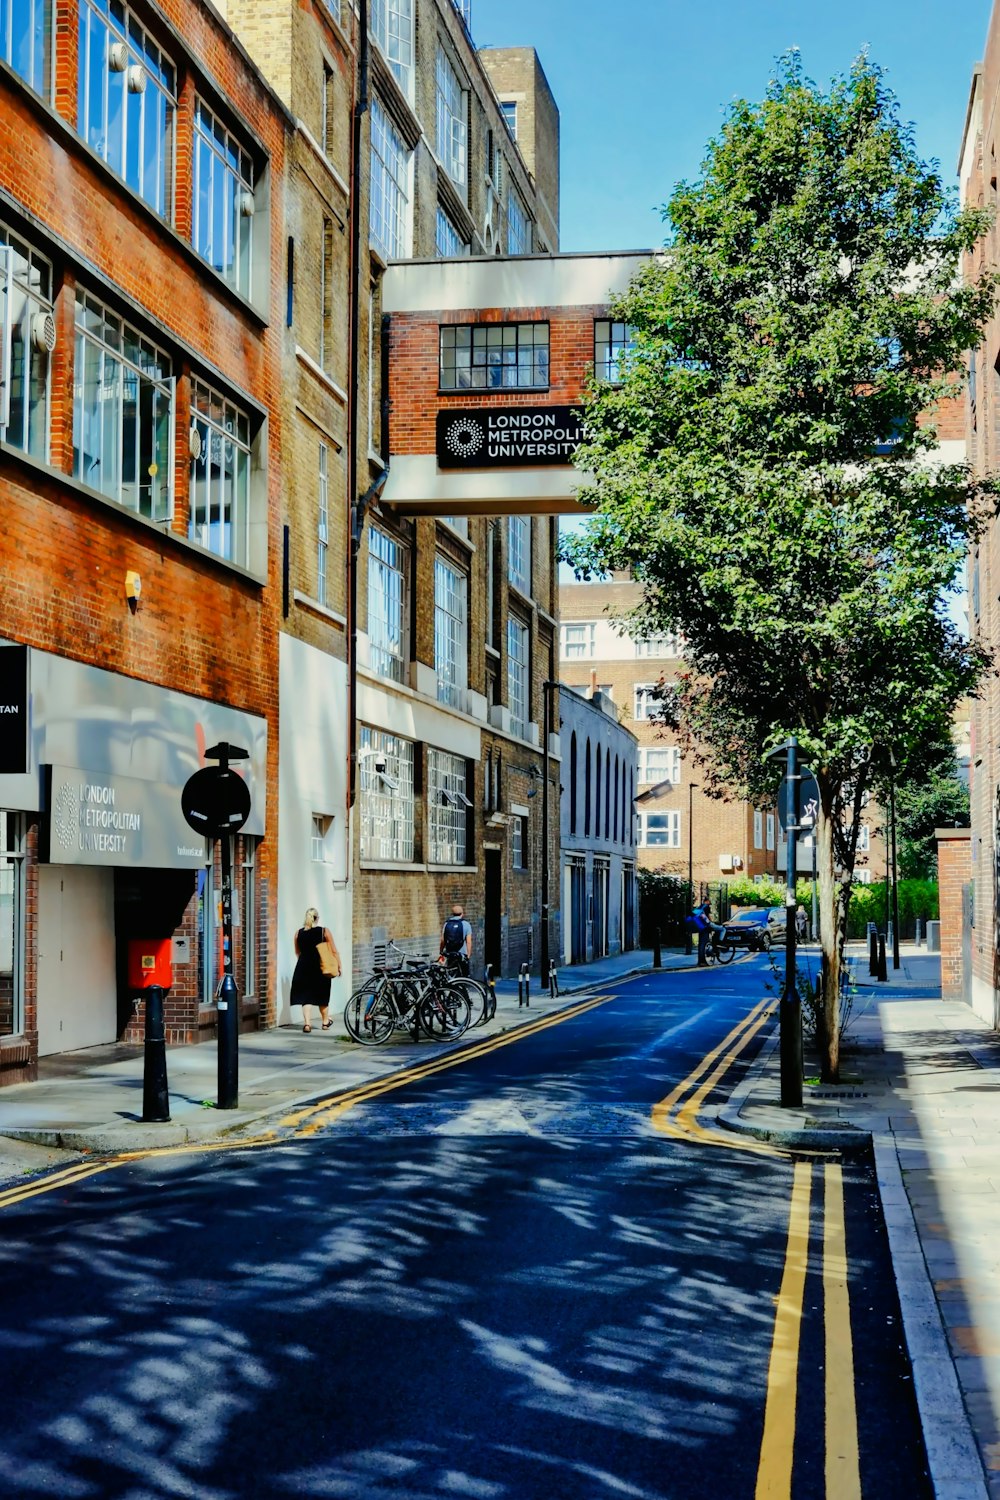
[915,917,923,947]
[868,925,878,977]
[548,961,559,998]
[518,962,530,1008]
[877,935,888,983]
[484,963,497,1020]
[141,984,171,1123]
[653,926,662,969]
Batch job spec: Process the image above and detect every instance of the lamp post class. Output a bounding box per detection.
[889,749,900,970]
[684,781,698,954]
[766,738,802,1108]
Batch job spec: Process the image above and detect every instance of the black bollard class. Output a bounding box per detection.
[141,984,171,1123]
[518,962,530,1008]
[876,935,888,983]
[217,973,239,1108]
[868,926,878,977]
[548,961,559,998]
[653,926,662,969]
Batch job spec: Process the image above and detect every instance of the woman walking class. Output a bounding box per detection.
[291,907,338,1032]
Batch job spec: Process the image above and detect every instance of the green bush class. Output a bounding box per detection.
[847,879,937,939]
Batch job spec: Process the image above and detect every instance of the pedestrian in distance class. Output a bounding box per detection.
[291,907,339,1032]
[440,903,473,977]
[691,901,710,967]
[796,904,808,942]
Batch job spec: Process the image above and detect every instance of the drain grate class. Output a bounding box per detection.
[810,1089,868,1099]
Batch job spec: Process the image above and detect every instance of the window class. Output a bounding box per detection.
[193,99,254,298]
[855,869,872,885]
[321,0,342,26]
[594,319,636,384]
[321,62,335,156]
[0,811,25,1038]
[633,684,661,721]
[640,747,680,785]
[766,813,775,850]
[569,732,578,835]
[317,443,329,606]
[439,322,549,390]
[78,0,175,218]
[241,837,258,998]
[507,616,529,738]
[500,100,517,139]
[561,623,595,659]
[435,46,466,191]
[858,824,870,852]
[507,187,531,254]
[436,207,469,258]
[634,631,680,658]
[2,0,49,93]
[73,290,172,522]
[434,556,467,708]
[0,229,53,459]
[754,810,763,849]
[311,813,334,861]
[189,380,254,567]
[319,217,334,369]
[639,811,681,848]
[370,97,410,260]
[508,515,531,593]
[428,748,470,864]
[372,0,413,99]
[359,728,414,862]
[512,814,528,869]
[367,527,406,682]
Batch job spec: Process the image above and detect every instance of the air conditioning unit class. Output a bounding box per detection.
[108,40,129,71]
[127,63,147,94]
[719,854,738,871]
[31,312,56,353]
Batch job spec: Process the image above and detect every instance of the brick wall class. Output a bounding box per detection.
[937,827,971,999]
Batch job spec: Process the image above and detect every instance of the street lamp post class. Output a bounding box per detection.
[766,738,803,1108]
[685,781,698,954]
[889,751,900,970]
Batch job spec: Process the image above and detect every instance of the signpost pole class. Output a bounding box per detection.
[216,822,239,1109]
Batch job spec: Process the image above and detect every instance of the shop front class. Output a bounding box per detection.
[0,642,267,1085]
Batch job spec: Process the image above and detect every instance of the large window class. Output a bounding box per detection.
[507,187,530,254]
[561,622,594,659]
[640,747,680,785]
[434,556,467,708]
[78,0,175,218]
[372,0,413,99]
[634,631,680,657]
[359,728,414,862]
[633,684,662,721]
[436,207,469,258]
[440,321,548,390]
[508,515,530,594]
[639,811,680,848]
[435,46,466,190]
[2,0,49,93]
[0,812,25,1038]
[73,290,172,521]
[367,526,406,682]
[317,443,329,606]
[370,96,410,260]
[0,228,52,459]
[189,380,253,567]
[594,319,636,384]
[193,99,254,298]
[428,748,469,864]
[507,616,529,739]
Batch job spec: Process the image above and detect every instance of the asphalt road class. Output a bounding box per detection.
[0,960,930,1499]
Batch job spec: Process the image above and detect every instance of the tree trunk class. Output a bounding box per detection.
[815,795,841,1082]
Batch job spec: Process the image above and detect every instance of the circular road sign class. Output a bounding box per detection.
[181,766,252,839]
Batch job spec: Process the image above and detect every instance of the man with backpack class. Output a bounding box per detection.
[691,901,711,967]
[440,903,473,977]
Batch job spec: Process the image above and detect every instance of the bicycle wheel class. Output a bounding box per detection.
[715,939,736,965]
[418,985,471,1040]
[344,986,394,1045]
[452,977,490,1027]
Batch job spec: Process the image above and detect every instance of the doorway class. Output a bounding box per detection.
[37,866,116,1055]
[484,848,502,976]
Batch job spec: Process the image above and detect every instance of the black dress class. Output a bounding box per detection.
[290,927,332,1008]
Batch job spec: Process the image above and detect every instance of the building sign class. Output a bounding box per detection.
[0,645,28,774]
[42,766,211,870]
[436,405,584,468]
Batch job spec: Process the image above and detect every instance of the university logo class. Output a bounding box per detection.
[443,415,486,460]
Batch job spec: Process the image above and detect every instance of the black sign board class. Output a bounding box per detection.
[0,645,28,774]
[181,766,251,839]
[436,405,584,469]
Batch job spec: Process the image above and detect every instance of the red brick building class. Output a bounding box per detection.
[0,0,291,1082]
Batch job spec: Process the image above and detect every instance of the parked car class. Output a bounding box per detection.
[764,906,788,946]
[722,908,772,950]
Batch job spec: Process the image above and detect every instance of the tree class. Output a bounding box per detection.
[564,55,998,1080]
[894,766,970,879]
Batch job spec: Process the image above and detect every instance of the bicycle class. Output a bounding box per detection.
[440,953,495,1027]
[344,945,471,1045]
[704,926,736,965]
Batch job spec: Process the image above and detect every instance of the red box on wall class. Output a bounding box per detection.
[127,939,173,991]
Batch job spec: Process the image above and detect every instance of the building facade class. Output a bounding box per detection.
[0,0,291,1083]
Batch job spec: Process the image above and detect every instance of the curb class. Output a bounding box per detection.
[715,1026,873,1154]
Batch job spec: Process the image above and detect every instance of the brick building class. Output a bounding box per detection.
[0,0,291,1082]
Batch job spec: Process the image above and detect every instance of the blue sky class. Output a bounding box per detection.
[473,0,989,253]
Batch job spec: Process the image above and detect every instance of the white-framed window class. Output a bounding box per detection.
[73,290,173,522]
[512,814,528,869]
[434,556,467,709]
[633,684,661,721]
[858,823,870,852]
[753,810,763,848]
[766,813,776,850]
[435,45,467,191]
[78,0,175,218]
[500,100,517,139]
[639,811,681,848]
[436,207,469,258]
[508,515,531,593]
[3,0,49,93]
[372,0,413,99]
[428,747,470,864]
[360,728,414,862]
[0,810,26,1039]
[370,96,410,260]
[440,321,549,390]
[193,99,254,298]
[317,443,329,606]
[634,631,681,658]
[311,814,334,862]
[507,186,531,254]
[321,0,342,24]
[639,747,680,785]
[594,319,636,384]
[561,622,595,659]
[189,379,254,568]
[855,868,872,885]
[0,229,53,459]
[367,526,406,682]
[507,616,529,738]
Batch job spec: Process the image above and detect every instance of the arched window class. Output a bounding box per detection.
[595,746,602,843]
[570,733,578,835]
[584,740,592,837]
[629,767,635,846]
[605,751,611,839]
[614,756,620,843]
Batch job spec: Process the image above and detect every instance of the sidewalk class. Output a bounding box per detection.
[0,946,665,1168]
[720,944,1000,1500]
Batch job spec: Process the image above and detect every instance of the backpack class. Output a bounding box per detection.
[442,916,466,953]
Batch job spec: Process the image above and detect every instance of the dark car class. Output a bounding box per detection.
[722,908,772,950]
[765,906,788,944]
